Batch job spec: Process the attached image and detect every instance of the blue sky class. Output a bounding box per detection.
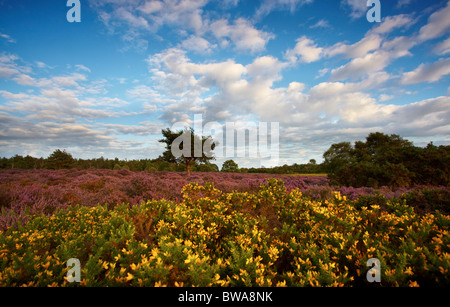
[0,0,449,168]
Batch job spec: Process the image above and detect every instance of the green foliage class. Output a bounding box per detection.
[221,159,239,172]
[47,149,75,170]
[1,179,448,287]
[158,127,217,175]
[323,132,450,188]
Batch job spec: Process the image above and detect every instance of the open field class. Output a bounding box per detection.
[0,169,449,286]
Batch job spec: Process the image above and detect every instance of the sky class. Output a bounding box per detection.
[0,0,449,168]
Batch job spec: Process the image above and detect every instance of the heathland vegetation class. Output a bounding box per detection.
[0,132,448,287]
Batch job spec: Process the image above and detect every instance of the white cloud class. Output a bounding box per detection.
[137,1,163,14]
[309,19,331,29]
[326,34,383,59]
[0,32,16,43]
[94,0,210,34]
[12,74,36,86]
[0,53,20,78]
[75,64,91,73]
[114,7,151,30]
[0,116,115,153]
[246,56,287,83]
[100,121,161,136]
[52,73,87,87]
[433,37,450,55]
[329,35,414,81]
[35,61,52,69]
[210,18,274,53]
[401,57,450,84]
[397,0,413,8]
[379,94,394,102]
[144,46,408,135]
[330,51,394,81]
[254,0,313,20]
[4,1,449,163]
[180,35,217,54]
[368,14,414,35]
[417,1,450,41]
[391,96,450,136]
[285,36,324,64]
[315,68,329,79]
[341,0,368,18]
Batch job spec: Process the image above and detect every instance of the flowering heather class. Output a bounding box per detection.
[0,179,448,287]
[1,169,449,231]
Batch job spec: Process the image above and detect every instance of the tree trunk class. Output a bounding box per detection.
[186,158,191,176]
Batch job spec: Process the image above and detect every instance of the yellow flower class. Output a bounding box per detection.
[404,267,413,276]
[409,280,419,287]
[126,273,134,281]
[154,281,166,287]
[42,262,51,270]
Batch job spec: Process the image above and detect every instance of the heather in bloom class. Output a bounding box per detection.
[1,169,449,231]
[0,177,448,287]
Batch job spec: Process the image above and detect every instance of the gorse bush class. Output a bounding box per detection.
[0,179,448,287]
[2,169,448,231]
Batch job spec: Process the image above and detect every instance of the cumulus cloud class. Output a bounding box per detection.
[0,53,22,78]
[417,1,450,42]
[92,0,209,33]
[433,37,450,55]
[368,14,414,35]
[0,116,113,150]
[341,0,368,18]
[329,35,414,81]
[2,0,449,163]
[142,38,450,155]
[210,18,274,53]
[180,35,217,54]
[145,46,411,140]
[326,34,383,59]
[401,57,450,84]
[284,36,324,64]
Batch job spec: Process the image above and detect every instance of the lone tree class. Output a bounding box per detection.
[221,159,239,172]
[159,127,217,175]
[47,149,74,170]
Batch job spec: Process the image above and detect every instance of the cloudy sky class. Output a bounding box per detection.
[0,0,449,167]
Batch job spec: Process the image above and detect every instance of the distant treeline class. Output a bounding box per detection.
[323,132,450,188]
[0,149,325,174]
[2,132,448,186]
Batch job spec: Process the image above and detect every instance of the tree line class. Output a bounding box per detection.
[1,130,448,187]
[0,149,323,174]
[323,132,450,188]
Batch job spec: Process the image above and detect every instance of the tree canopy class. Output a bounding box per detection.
[221,159,239,172]
[47,149,75,170]
[323,132,450,188]
[159,127,217,175]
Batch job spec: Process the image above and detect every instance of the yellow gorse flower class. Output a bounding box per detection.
[0,178,449,287]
